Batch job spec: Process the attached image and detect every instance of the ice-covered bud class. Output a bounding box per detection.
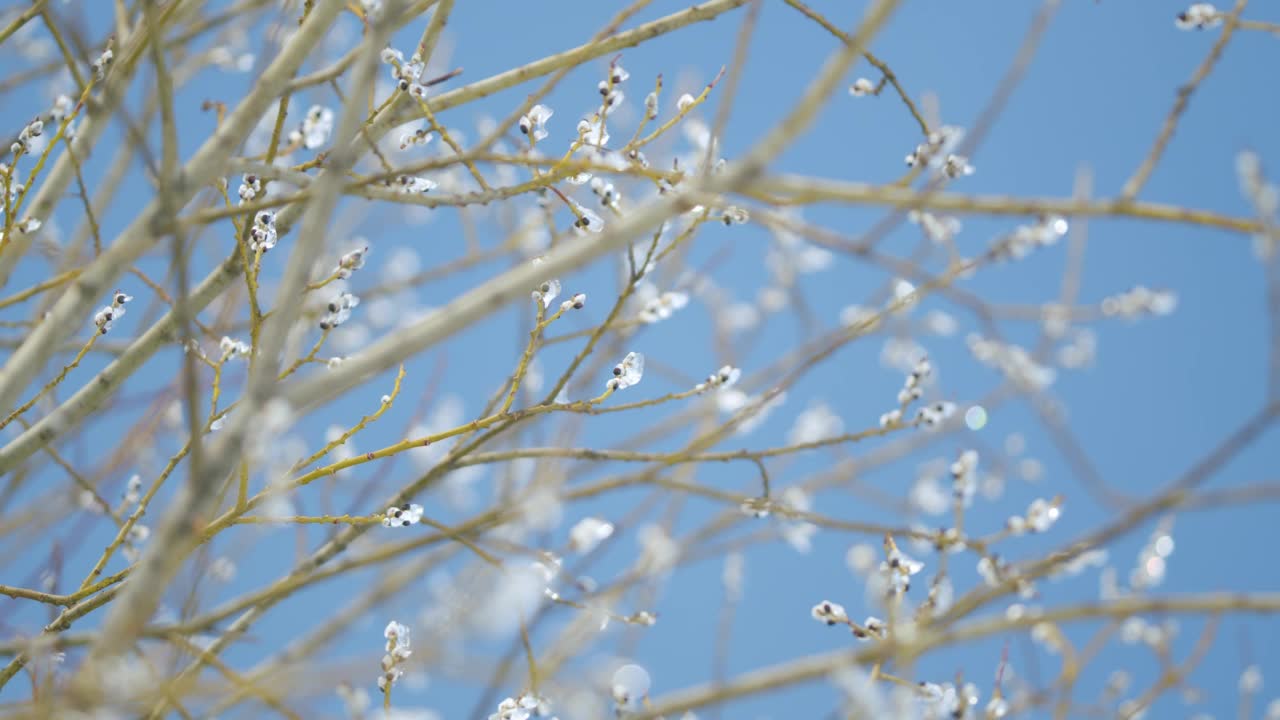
[381,503,424,528]
[849,78,876,97]
[607,351,645,391]
[568,517,614,554]
[518,104,553,142]
[1175,3,1222,30]
[532,278,561,309]
[811,600,848,625]
[612,664,651,711]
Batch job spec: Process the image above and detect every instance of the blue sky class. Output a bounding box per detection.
[2,1,1279,718]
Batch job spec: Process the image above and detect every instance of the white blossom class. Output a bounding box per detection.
[11,117,43,155]
[219,336,251,358]
[123,474,143,505]
[721,206,749,225]
[378,620,412,691]
[568,517,614,554]
[123,524,149,562]
[489,693,552,720]
[996,215,1069,259]
[237,173,262,202]
[1241,665,1264,694]
[388,174,437,194]
[1175,3,1222,30]
[532,278,561,309]
[942,153,975,178]
[908,211,961,244]
[518,104,553,142]
[788,401,844,445]
[612,664,651,711]
[571,204,604,234]
[576,115,609,146]
[880,545,924,593]
[739,496,770,519]
[644,91,659,118]
[384,621,411,658]
[950,450,979,507]
[846,543,877,575]
[598,82,624,112]
[399,126,434,150]
[1100,285,1178,318]
[384,47,426,94]
[922,681,980,719]
[1025,497,1062,532]
[811,600,848,625]
[779,487,818,553]
[608,62,630,86]
[915,401,956,428]
[968,334,1056,390]
[209,45,255,72]
[637,523,678,574]
[92,46,113,79]
[832,666,889,718]
[559,292,587,312]
[637,287,689,323]
[294,105,333,149]
[854,616,886,641]
[49,94,74,124]
[905,125,964,170]
[250,210,277,252]
[849,77,876,97]
[608,351,645,391]
[320,291,359,330]
[382,503,424,528]
[210,556,237,582]
[337,244,369,278]
[93,306,117,334]
[92,290,131,334]
[697,365,741,392]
